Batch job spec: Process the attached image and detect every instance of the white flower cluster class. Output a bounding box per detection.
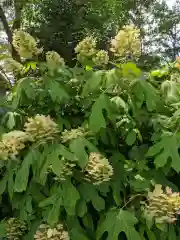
[110,25,141,57]
[46,51,65,70]
[143,184,180,224]
[0,130,29,160]
[75,36,97,58]
[34,223,69,240]
[13,30,42,58]
[61,127,86,143]
[0,115,58,160]
[6,218,27,240]
[24,114,58,142]
[84,152,113,185]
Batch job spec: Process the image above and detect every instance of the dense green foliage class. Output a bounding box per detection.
[1,28,180,239]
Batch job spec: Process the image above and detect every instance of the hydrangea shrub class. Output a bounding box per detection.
[1,25,180,239]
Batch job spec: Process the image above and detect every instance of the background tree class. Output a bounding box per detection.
[147,0,180,60]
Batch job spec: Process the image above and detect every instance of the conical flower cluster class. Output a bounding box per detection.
[61,127,87,143]
[0,130,29,160]
[24,114,58,142]
[34,223,69,240]
[46,51,65,71]
[92,50,109,66]
[143,184,180,223]
[75,36,97,59]
[50,157,76,181]
[3,58,23,74]
[84,152,113,185]
[6,218,27,240]
[110,25,141,58]
[13,30,42,58]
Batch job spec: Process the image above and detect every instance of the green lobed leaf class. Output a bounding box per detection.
[82,71,104,96]
[14,151,34,192]
[89,93,114,132]
[47,195,62,226]
[78,183,105,211]
[97,209,141,240]
[45,78,70,103]
[12,77,36,108]
[122,62,141,78]
[147,133,180,171]
[131,80,159,111]
[61,180,80,215]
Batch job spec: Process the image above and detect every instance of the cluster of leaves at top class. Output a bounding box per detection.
[1,25,180,240]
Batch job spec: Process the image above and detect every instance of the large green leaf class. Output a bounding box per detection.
[45,78,70,103]
[97,209,141,240]
[32,145,56,185]
[12,77,36,108]
[35,144,76,179]
[82,71,104,96]
[89,94,114,132]
[147,133,180,171]
[122,62,141,78]
[78,183,105,211]
[61,180,80,215]
[40,181,79,222]
[131,80,159,111]
[47,195,62,226]
[14,151,34,192]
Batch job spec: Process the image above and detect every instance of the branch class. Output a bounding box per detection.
[0,4,13,44]
[0,4,20,61]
